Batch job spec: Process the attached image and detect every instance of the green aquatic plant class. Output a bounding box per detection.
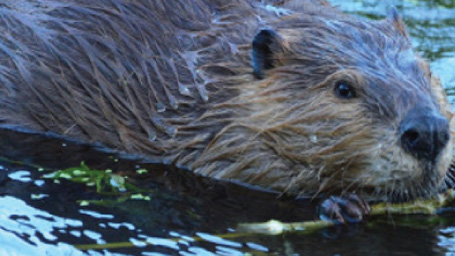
[45,162,152,205]
[46,162,126,193]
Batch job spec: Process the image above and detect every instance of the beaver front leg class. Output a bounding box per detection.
[318,194,371,224]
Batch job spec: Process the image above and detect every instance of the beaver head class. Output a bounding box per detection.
[190,7,454,202]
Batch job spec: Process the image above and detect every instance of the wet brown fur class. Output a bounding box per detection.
[0,0,453,201]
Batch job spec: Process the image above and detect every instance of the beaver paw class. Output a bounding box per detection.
[318,194,371,224]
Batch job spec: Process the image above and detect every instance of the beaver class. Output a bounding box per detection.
[0,0,453,208]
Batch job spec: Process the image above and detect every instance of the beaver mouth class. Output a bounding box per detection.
[363,161,445,203]
[348,117,453,203]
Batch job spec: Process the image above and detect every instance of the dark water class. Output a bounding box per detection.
[1,1,455,255]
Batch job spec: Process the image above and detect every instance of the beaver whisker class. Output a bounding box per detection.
[340,177,364,198]
[313,165,346,195]
[444,165,455,188]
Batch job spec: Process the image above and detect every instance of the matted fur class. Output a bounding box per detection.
[0,0,452,201]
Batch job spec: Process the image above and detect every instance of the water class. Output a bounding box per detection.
[1,1,455,255]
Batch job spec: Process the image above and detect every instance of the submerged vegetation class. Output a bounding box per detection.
[45,162,152,205]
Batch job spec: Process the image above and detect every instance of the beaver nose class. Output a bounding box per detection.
[399,107,450,162]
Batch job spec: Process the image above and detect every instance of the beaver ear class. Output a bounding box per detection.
[252,29,285,79]
[387,6,408,38]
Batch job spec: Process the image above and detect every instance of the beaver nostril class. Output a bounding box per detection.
[402,129,420,147]
[399,107,450,162]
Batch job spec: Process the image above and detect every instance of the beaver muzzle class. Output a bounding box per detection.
[399,106,450,163]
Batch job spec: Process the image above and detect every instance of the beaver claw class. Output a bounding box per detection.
[318,194,371,224]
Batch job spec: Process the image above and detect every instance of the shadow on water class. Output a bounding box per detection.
[0,0,455,255]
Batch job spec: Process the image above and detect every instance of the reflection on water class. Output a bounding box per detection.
[1,159,293,255]
[439,227,455,252]
[0,1,454,255]
[0,196,85,256]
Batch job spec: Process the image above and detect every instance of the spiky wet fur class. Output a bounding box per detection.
[0,0,452,202]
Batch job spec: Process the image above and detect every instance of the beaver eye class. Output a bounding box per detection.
[334,81,355,99]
